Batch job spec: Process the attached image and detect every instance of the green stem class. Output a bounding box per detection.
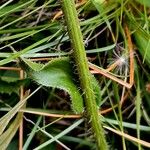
[62,0,108,149]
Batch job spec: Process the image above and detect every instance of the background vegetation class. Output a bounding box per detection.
[0,0,150,149]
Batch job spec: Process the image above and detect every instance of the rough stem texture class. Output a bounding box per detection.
[62,0,108,149]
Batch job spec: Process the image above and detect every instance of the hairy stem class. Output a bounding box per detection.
[62,0,108,149]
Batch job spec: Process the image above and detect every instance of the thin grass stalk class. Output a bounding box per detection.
[61,0,108,149]
[19,70,24,150]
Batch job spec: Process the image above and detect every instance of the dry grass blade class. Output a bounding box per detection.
[104,126,150,148]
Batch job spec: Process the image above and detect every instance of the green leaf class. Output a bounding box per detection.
[135,0,150,7]
[134,30,150,65]
[0,70,19,82]
[0,113,23,150]
[0,26,62,66]
[0,88,39,136]
[86,44,116,53]
[21,57,84,113]
[0,31,35,42]
[0,91,31,149]
[0,79,29,95]
[0,0,35,17]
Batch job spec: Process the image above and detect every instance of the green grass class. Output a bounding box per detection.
[0,0,150,149]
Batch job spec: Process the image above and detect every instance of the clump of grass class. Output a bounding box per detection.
[0,0,150,150]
